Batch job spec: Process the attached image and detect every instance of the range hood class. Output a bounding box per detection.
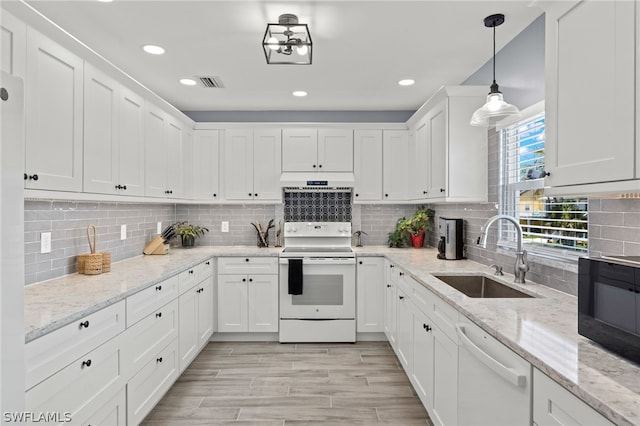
[280,172,355,190]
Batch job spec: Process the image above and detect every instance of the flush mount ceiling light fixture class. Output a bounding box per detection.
[262,14,312,65]
[470,13,521,127]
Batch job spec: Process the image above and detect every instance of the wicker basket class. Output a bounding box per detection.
[77,225,110,275]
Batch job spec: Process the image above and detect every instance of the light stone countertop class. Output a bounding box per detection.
[25,245,640,425]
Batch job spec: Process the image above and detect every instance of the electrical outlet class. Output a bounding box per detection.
[40,232,51,254]
[157,221,162,234]
[221,221,229,233]
[120,224,127,240]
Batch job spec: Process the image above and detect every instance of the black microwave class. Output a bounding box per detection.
[578,256,640,364]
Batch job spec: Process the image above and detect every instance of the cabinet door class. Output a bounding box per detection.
[79,386,125,426]
[382,130,409,201]
[178,285,199,371]
[318,129,354,172]
[118,86,145,196]
[432,326,458,426]
[182,128,194,199]
[253,129,282,201]
[426,101,447,198]
[383,261,398,347]
[144,104,168,197]
[247,274,278,332]
[193,129,220,200]
[83,63,119,195]
[1,10,26,79]
[197,277,214,347]
[356,257,385,333]
[412,307,434,411]
[166,120,183,198]
[545,0,636,186]
[353,130,383,201]
[396,287,413,371]
[412,121,429,199]
[282,128,318,171]
[25,28,83,192]
[223,129,253,200]
[217,275,248,332]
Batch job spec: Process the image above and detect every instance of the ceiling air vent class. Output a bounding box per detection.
[199,76,224,88]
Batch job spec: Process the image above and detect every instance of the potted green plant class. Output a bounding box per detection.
[173,221,209,248]
[388,207,434,248]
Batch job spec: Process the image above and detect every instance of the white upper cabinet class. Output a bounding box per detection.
[222,128,281,202]
[407,86,488,203]
[192,129,220,201]
[282,128,353,172]
[117,86,145,196]
[543,0,638,193]
[382,130,410,201]
[144,104,183,199]
[25,28,83,192]
[1,10,26,79]
[353,130,383,201]
[83,64,119,195]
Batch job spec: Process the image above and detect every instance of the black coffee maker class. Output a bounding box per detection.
[437,218,464,260]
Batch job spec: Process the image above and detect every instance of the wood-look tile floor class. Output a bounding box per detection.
[142,341,433,426]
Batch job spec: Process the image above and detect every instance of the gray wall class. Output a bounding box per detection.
[184,110,414,123]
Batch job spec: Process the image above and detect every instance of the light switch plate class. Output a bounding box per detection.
[157,221,162,234]
[120,224,127,240]
[40,232,51,254]
[221,221,229,233]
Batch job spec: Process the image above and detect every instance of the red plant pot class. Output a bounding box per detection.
[410,231,425,248]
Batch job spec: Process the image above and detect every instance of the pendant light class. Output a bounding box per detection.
[470,13,521,127]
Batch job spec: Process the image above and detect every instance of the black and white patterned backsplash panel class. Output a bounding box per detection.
[284,192,352,222]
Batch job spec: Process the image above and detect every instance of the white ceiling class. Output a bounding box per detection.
[17,0,543,112]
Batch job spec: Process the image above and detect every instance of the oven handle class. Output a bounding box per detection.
[279,257,356,265]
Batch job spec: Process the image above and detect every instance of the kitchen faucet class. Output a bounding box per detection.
[477,214,529,284]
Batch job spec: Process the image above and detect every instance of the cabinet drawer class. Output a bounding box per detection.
[533,368,614,426]
[121,299,178,381]
[179,259,215,294]
[406,275,435,317]
[127,338,179,426]
[126,275,179,326]
[25,333,123,424]
[25,300,125,390]
[218,257,277,274]
[432,295,459,342]
[78,386,125,426]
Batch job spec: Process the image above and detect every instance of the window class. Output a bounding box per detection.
[499,104,588,257]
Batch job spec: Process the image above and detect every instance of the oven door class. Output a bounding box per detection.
[279,257,356,319]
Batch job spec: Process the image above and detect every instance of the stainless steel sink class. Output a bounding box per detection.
[433,275,534,298]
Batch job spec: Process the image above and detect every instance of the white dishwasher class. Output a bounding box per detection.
[457,318,532,425]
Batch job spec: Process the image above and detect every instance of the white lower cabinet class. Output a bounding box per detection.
[383,261,398,348]
[411,304,434,411]
[356,257,385,333]
[25,334,124,425]
[122,299,178,381]
[127,338,179,426]
[533,368,614,426]
[217,257,278,333]
[396,284,413,370]
[178,277,214,372]
[80,386,126,426]
[432,325,458,426]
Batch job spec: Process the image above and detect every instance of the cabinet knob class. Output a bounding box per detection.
[156,312,162,318]
[79,320,90,329]
[156,357,163,363]
[213,193,217,197]
[249,278,253,282]
[189,270,194,274]
[254,193,258,197]
[245,258,250,262]
[358,261,363,264]
[440,188,445,193]
[242,278,246,282]
[249,193,252,196]
[355,193,359,197]
[313,164,317,168]
[399,272,404,276]
[423,190,428,195]
[318,164,322,168]
[390,265,394,268]
[81,359,92,368]
[206,261,210,265]
[122,185,127,190]
[385,193,389,197]
[399,295,405,300]
[24,173,27,180]
[423,324,432,332]
[27,174,39,181]
[387,284,391,288]
[155,285,162,291]
[115,184,120,189]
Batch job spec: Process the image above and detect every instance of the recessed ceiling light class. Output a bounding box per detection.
[293,91,307,97]
[142,45,165,55]
[398,79,415,86]
[180,78,197,86]
[97,0,113,2]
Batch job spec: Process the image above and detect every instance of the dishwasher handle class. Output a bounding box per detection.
[456,324,526,388]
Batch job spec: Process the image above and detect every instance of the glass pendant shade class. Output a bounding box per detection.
[262,14,312,65]
[470,90,521,127]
